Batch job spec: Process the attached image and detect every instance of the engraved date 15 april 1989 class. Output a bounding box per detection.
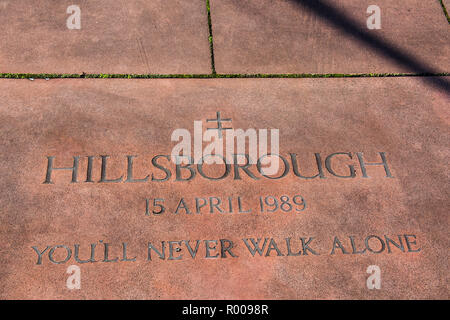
[145,195,307,215]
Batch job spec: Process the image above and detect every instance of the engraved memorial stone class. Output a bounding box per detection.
[0,78,448,299]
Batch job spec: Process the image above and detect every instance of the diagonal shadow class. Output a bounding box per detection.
[289,0,449,92]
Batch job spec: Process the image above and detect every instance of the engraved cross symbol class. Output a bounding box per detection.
[206,111,232,138]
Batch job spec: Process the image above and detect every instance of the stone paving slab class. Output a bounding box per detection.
[0,78,448,299]
[210,0,450,74]
[0,0,211,74]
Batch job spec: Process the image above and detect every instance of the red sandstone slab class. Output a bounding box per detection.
[0,0,210,74]
[0,78,449,299]
[210,0,450,74]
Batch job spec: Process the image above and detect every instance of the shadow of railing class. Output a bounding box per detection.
[289,0,449,92]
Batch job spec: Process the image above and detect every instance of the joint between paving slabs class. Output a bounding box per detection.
[438,0,450,23]
[206,0,216,75]
[0,73,449,80]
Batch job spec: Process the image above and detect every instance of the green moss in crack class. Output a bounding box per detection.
[206,0,216,75]
[0,73,448,79]
[438,0,450,23]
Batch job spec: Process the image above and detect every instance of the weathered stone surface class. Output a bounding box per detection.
[210,0,450,74]
[0,0,210,74]
[0,78,448,299]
